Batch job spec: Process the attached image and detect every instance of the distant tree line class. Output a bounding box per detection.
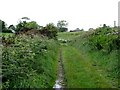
[70,28,84,32]
[0,17,69,39]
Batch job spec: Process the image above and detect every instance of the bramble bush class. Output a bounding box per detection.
[2,34,59,88]
[88,26,118,53]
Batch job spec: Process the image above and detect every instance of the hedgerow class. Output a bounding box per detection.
[2,34,58,88]
[88,27,118,53]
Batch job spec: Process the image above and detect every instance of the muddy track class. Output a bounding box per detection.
[53,48,67,89]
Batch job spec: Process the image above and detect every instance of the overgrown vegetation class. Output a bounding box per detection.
[57,25,119,88]
[1,18,119,89]
[88,26,118,53]
[62,46,114,88]
[70,26,119,78]
[1,17,69,89]
[2,34,59,88]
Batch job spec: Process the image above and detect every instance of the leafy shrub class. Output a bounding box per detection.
[68,27,119,88]
[88,27,118,53]
[40,23,58,39]
[2,34,58,88]
[16,21,39,32]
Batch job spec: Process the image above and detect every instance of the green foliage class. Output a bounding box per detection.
[59,27,68,32]
[2,34,59,88]
[15,20,58,39]
[8,25,16,30]
[62,46,114,88]
[25,21,39,30]
[88,26,118,53]
[16,21,39,32]
[40,23,58,39]
[15,17,39,32]
[57,20,68,32]
[16,21,26,31]
[58,28,119,88]
[0,20,13,33]
[1,20,6,31]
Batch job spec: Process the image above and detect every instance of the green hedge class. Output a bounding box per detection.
[2,34,59,88]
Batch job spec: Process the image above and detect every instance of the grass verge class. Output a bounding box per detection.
[62,45,115,88]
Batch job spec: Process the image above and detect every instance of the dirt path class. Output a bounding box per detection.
[53,48,67,89]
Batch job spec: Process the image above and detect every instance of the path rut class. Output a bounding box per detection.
[53,48,67,89]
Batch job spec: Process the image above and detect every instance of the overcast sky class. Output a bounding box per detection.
[0,0,119,30]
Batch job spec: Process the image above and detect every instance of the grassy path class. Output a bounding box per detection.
[62,45,115,88]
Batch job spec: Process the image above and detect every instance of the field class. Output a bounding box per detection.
[1,26,119,89]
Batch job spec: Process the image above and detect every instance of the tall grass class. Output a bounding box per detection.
[69,29,118,88]
[62,46,114,88]
[58,29,118,88]
[2,34,59,88]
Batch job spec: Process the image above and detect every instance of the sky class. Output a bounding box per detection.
[0,0,119,30]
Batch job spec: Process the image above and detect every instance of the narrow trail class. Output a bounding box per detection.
[53,48,67,89]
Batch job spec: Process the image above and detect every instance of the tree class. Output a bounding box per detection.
[80,29,84,31]
[16,17,39,32]
[21,17,30,20]
[8,25,16,30]
[8,25,16,33]
[25,21,39,30]
[57,20,68,32]
[0,20,6,32]
[16,21,26,32]
[19,17,30,23]
[41,23,58,39]
[0,20,12,33]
